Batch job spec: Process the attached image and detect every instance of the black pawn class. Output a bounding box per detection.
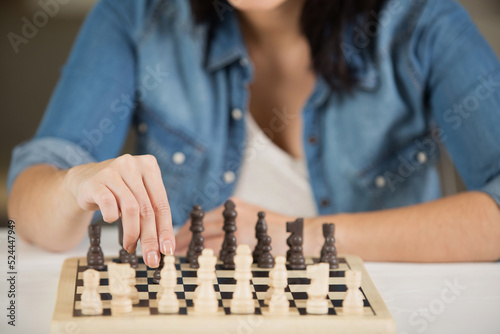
[286,218,306,270]
[257,235,274,268]
[87,224,105,270]
[252,212,268,263]
[186,205,205,267]
[220,200,237,269]
[153,254,165,284]
[320,223,339,269]
[117,219,138,269]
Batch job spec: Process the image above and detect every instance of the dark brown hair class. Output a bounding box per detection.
[190,0,386,92]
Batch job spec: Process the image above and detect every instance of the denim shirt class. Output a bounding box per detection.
[8,0,500,227]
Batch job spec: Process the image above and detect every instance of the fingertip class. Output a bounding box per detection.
[160,240,174,255]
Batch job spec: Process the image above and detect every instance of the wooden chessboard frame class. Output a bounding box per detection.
[51,255,395,334]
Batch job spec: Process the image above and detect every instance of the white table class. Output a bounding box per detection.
[0,227,499,334]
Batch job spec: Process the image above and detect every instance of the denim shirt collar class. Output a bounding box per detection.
[204,9,379,103]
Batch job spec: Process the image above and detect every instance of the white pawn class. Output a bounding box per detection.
[306,263,330,314]
[108,263,132,314]
[230,245,254,314]
[193,249,218,314]
[342,270,364,314]
[81,269,103,315]
[158,255,179,313]
[122,265,139,305]
[269,256,289,314]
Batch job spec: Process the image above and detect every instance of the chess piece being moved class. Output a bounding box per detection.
[158,255,179,313]
[117,219,138,269]
[252,212,268,263]
[194,249,218,314]
[108,263,133,314]
[81,269,103,315]
[186,205,205,268]
[230,245,254,314]
[269,256,289,314]
[306,263,330,314]
[286,219,306,270]
[153,254,165,284]
[220,200,237,269]
[320,223,339,269]
[87,224,105,270]
[343,270,364,314]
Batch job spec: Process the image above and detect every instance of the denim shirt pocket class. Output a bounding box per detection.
[135,108,207,196]
[355,132,441,208]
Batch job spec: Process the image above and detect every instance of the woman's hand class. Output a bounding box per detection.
[175,198,294,256]
[63,154,175,267]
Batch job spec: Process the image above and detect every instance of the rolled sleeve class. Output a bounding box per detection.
[7,137,96,194]
[480,173,500,207]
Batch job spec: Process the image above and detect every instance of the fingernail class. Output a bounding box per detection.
[147,251,159,268]
[126,243,137,254]
[161,240,174,255]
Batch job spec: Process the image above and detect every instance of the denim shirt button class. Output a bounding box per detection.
[417,151,428,164]
[308,135,318,145]
[239,57,249,67]
[320,198,330,207]
[375,175,386,188]
[172,152,186,165]
[138,122,148,134]
[223,171,236,184]
[231,108,243,121]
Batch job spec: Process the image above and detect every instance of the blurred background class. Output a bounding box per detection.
[0,0,499,227]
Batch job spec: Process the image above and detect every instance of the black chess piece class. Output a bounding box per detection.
[87,224,105,270]
[117,219,138,269]
[286,218,306,270]
[257,235,274,268]
[221,200,237,269]
[153,254,165,284]
[320,223,339,269]
[186,205,205,268]
[252,212,268,263]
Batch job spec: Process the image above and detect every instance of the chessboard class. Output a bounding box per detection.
[51,255,395,334]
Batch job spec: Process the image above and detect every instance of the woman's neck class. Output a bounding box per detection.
[237,0,306,50]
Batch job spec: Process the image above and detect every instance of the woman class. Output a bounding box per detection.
[7,0,500,267]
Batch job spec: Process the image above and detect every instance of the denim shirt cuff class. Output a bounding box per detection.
[7,137,96,194]
[479,172,500,208]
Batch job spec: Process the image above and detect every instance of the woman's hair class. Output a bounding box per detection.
[190,0,387,92]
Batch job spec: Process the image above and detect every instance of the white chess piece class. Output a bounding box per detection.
[269,256,289,314]
[230,245,254,314]
[158,255,179,313]
[123,265,139,305]
[81,269,103,315]
[108,263,133,314]
[193,249,218,314]
[306,263,330,314]
[342,270,364,314]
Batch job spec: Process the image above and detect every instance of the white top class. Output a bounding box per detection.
[232,113,318,217]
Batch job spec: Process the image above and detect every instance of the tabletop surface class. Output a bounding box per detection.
[0,227,499,334]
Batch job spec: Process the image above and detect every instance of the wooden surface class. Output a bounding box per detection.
[51,255,395,334]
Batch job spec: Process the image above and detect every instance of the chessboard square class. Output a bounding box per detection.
[252,284,269,292]
[148,284,160,293]
[251,277,269,285]
[183,284,197,292]
[251,271,269,278]
[181,271,198,278]
[337,263,349,271]
[288,277,310,285]
[174,284,184,292]
[138,291,149,300]
[136,277,148,285]
[184,292,195,300]
[148,291,157,300]
[186,299,194,307]
[329,284,347,292]
[328,291,346,300]
[219,284,237,292]
[217,277,236,285]
[328,277,346,285]
[177,299,187,308]
[137,284,149,292]
[329,271,345,278]
[138,299,149,308]
[76,286,84,294]
[220,291,233,300]
[98,286,110,294]
[182,277,198,285]
[175,291,186,300]
[216,270,235,278]
[288,285,308,293]
[100,292,112,301]
[135,270,147,278]
[76,279,84,287]
[291,292,308,300]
